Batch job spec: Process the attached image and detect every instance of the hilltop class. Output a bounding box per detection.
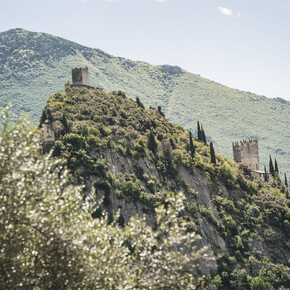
[0,28,289,177]
[39,84,290,288]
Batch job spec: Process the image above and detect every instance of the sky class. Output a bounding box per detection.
[1,0,290,101]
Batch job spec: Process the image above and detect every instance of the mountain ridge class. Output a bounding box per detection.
[0,28,289,178]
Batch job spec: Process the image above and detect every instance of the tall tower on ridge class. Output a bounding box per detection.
[72,67,89,86]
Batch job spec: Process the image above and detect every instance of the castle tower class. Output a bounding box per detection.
[232,139,259,170]
[72,67,89,86]
[42,123,55,154]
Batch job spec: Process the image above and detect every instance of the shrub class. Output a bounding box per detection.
[230,268,249,289]
[88,127,100,136]
[134,140,146,156]
[63,133,86,150]
[93,114,101,122]
[120,110,128,119]
[146,179,156,193]
[263,228,276,242]
[218,162,237,189]
[250,277,273,290]
[104,127,112,136]
[53,140,65,156]
[176,125,185,132]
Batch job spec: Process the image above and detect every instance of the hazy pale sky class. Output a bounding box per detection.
[1,0,290,101]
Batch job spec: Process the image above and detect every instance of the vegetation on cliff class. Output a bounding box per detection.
[39,85,290,289]
[0,106,207,289]
[0,28,289,178]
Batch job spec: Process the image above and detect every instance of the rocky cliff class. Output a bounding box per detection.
[40,85,290,288]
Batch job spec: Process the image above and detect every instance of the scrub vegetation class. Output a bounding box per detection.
[36,85,290,289]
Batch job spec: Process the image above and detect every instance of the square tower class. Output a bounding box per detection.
[72,67,89,86]
[41,123,55,154]
[232,139,259,170]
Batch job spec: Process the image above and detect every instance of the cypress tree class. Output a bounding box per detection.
[210,142,216,165]
[157,106,165,117]
[189,131,195,158]
[201,125,207,145]
[197,121,201,140]
[169,138,175,150]
[61,114,69,133]
[269,155,275,176]
[274,158,279,174]
[264,166,268,182]
[147,131,158,154]
[285,173,288,188]
[136,97,145,109]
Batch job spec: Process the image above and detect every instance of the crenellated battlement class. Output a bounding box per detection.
[233,139,258,147]
[232,139,259,170]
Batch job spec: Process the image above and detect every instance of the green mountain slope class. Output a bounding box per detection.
[40,85,290,288]
[0,28,289,177]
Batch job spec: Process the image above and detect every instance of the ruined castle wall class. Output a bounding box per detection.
[240,140,259,170]
[81,68,89,85]
[233,139,259,170]
[42,123,55,153]
[232,143,242,163]
[251,170,272,182]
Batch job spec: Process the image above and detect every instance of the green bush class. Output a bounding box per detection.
[217,162,237,189]
[146,179,156,193]
[53,140,65,156]
[114,174,145,201]
[176,125,185,132]
[250,277,273,290]
[93,114,101,122]
[63,133,86,150]
[263,228,276,242]
[88,127,100,136]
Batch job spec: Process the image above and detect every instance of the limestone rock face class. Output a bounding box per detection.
[40,86,290,282]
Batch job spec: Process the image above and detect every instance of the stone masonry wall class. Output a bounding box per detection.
[42,123,55,153]
[233,139,259,170]
[72,67,89,86]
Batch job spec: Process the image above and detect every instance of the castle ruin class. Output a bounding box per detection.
[41,68,90,153]
[232,139,259,170]
[42,122,55,154]
[72,67,89,86]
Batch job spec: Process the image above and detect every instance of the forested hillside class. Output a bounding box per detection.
[0,28,289,177]
[38,85,290,288]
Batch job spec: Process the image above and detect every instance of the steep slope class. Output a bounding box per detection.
[0,28,289,178]
[40,85,290,288]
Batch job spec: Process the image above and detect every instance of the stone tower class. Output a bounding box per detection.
[72,67,89,86]
[232,139,259,170]
[42,123,55,154]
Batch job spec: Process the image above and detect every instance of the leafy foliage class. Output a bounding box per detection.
[0,107,207,289]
